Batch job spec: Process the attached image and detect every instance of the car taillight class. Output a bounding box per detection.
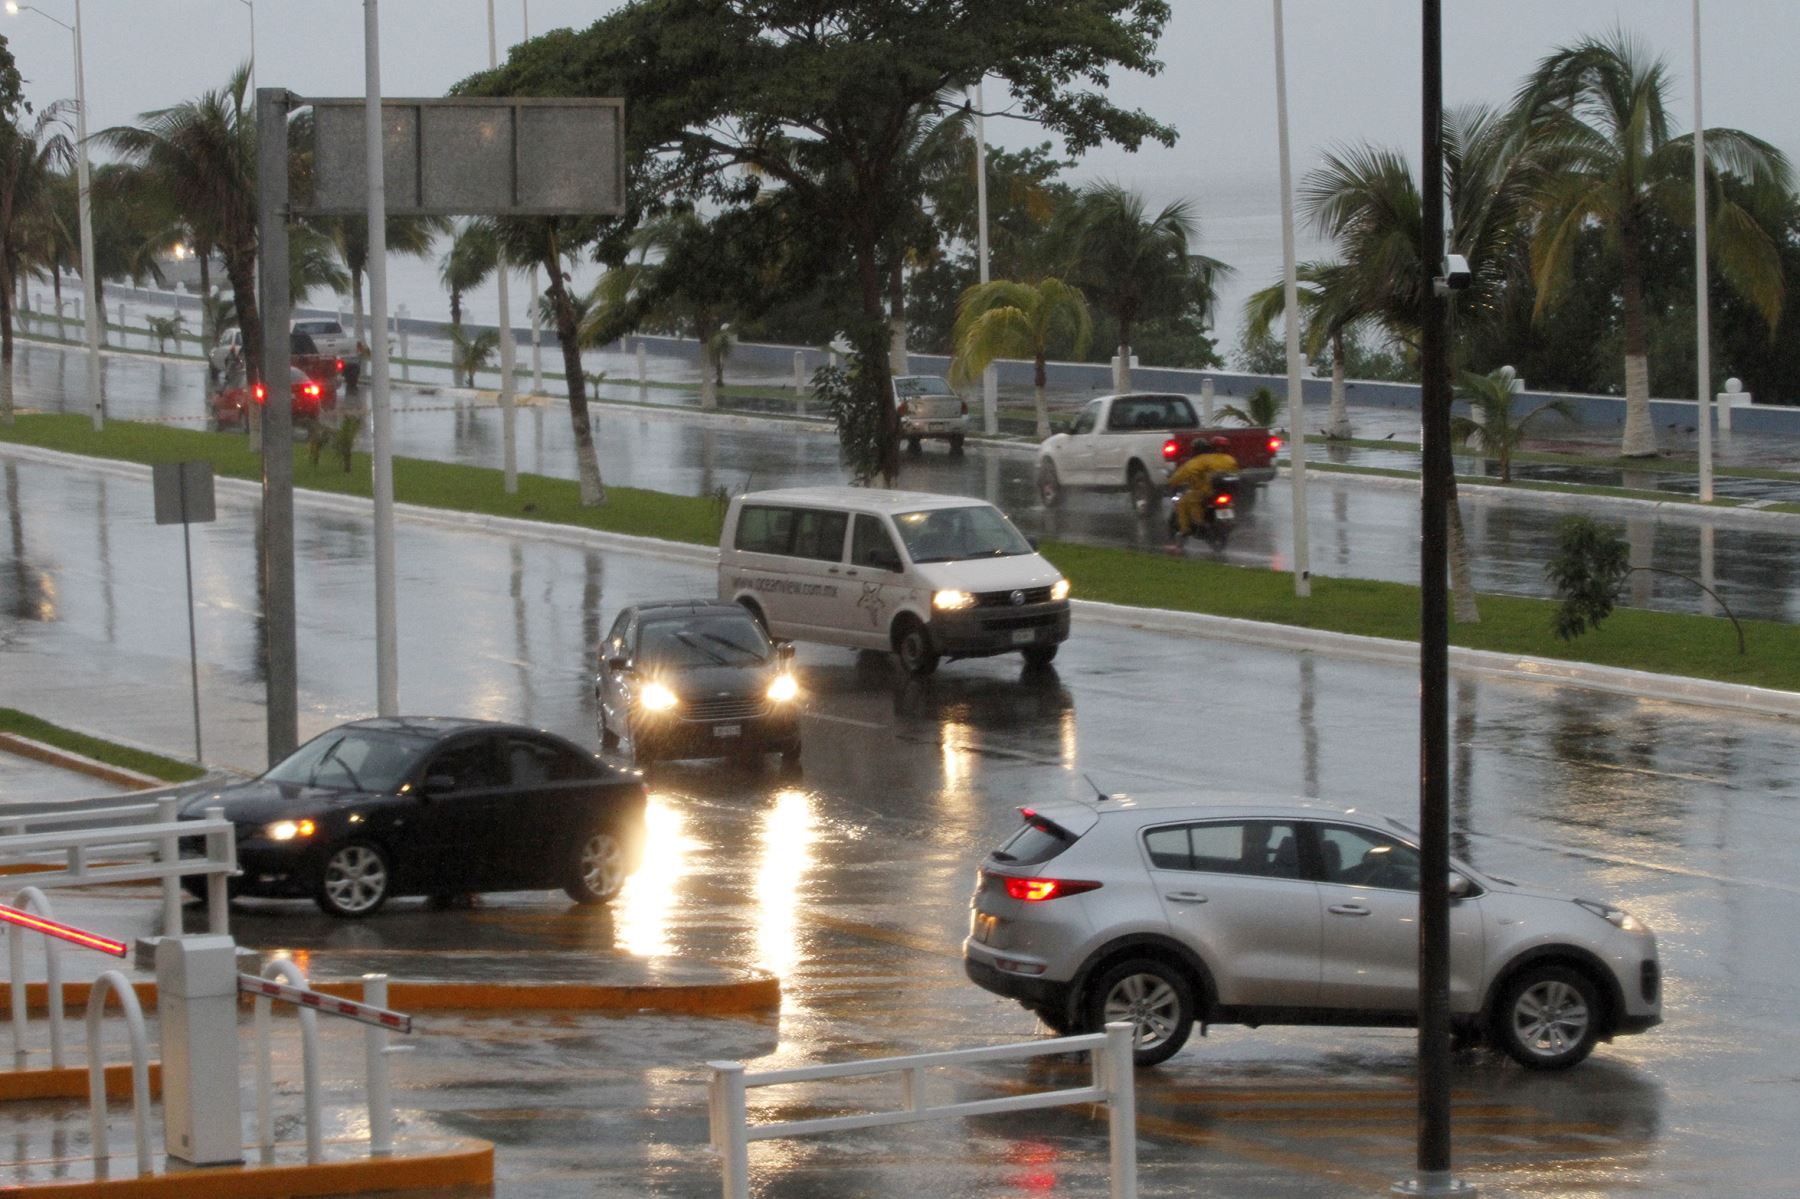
[1162,438,1180,460]
[303,382,320,399]
[253,383,266,403]
[1004,877,1102,902]
[335,358,345,372]
[897,401,909,417]
[1214,492,1231,507]
[1268,436,1283,454]
[960,399,968,416]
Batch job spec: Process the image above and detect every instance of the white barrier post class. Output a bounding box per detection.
[397,305,410,382]
[636,342,648,401]
[1201,378,1215,424]
[793,351,805,393]
[204,805,232,935]
[6,887,66,1068]
[155,935,244,1166]
[1718,377,1747,433]
[708,1060,750,1199]
[254,960,322,1163]
[157,797,182,935]
[1102,1022,1138,1199]
[85,971,153,1178]
[364,973,394,1155]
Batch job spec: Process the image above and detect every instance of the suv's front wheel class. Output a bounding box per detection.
[1087,958,1194,1066]
[1492,964,1602,1069]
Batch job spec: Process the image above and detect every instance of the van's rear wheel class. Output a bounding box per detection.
[894,618,939,677]
[1038,461,1063,508]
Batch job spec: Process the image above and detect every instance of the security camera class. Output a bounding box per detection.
[1434,254,1472,295]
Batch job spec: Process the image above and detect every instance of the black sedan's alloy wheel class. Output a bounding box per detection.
[565,830,629,904]
[315,840,392,918]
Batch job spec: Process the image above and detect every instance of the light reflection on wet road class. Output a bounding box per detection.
[11,339,1800,622]
[3,451,1798,1195]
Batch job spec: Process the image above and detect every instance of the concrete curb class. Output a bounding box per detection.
[0,1137,493,1198]
[0,733,169,791]
[3,971,782,1018]
[5,442,1795,720]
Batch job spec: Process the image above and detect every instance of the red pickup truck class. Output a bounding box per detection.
[1036,392,1282,515]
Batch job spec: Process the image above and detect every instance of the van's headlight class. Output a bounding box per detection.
[265,818,316,842]
[638,681,680,711]
[767,673,799,703]
[933,589,975,611]
[1050,578,1071,601]
[1575,899,1648,933]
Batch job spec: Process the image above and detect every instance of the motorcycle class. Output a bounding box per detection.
[1166,473,1240,551]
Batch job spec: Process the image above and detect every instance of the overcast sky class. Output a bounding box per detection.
[7,1,1793,329]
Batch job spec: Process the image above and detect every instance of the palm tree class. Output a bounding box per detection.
[439,220,498,384]
[1515,30,1792,457]
[1451,367,1575,482]
[1065,182,1224,391]
[0,103,71,424]
[450,326,500,385]
[1243,261,1372,438]
[1217,386,1284,431]
[102,65,263,384]
[494,215,606,505]
[949,277,1091,438]
[1302,104,1543,623]
[324,213,448,348]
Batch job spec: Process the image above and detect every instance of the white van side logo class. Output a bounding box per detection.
[857,583,886,627]
[732,574,839,599]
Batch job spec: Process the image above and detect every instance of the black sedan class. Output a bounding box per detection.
[597,601,803,769]
[178,717,646,917]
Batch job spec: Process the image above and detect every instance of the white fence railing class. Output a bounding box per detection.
[0,798,236,936]
[248,964,411,1163]
[708,1023,1139,1199]
[85,970,154,1178]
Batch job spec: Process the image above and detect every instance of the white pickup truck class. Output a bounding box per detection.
[291,319,360,386]
[1035,392,1280,516]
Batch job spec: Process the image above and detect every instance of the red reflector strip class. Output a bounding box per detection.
[237,974,415,1034]
[0,904,128,957]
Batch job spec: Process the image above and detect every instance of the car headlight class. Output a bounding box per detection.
[265,818,317,842]
[1050,577,1071,601]
[638,681,680,711]
[933,589,975,611]
[1575,898,1648,933]
[767,673,799,703]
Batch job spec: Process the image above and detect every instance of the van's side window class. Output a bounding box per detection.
[792,509,849,562]
[851,514,903,571]
[1071,402,1100,436]
[736,505,796,554]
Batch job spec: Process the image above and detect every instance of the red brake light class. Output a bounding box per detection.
[1162,438,1180,461]
[897,401,909,417]
[253,383,266,403]
[1214,492,1231,507]
[1004,877,1102,903]
[304,382,321,398]
[335,358,345,372]
[1268,436,1283,454]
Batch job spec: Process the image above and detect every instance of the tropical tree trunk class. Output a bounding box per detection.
[696,314,719,410]
[197,255,210,351]
[51,269,62,339]
[887,258,908,375]
[448,288,466,386]
[351,264,366,350]
[1327,330,1351,438]
[1115,315,1133,391]
[223,245,262,389]
[1,264,14,427]
[1033,354,1050,439]
[1617,225,1657,458]
[1447,475,1479,623]
[543,232,605,506]
[855,231,898,483]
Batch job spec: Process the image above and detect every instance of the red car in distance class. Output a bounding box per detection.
[211,366,330,429]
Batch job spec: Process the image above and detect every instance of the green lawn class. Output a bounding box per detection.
[3,413,1793,694]
[0,707,205,783]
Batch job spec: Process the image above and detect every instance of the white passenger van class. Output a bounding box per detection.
[718,487,1071,676]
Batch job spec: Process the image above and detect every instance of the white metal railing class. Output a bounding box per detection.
[85,970,153,1178]
[0,798,236,936]
[6,887,69,1069]
[708,1023,1139,1199]
[249,963,412,1163]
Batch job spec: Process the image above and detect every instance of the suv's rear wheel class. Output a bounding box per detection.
[1087,958,1194,1066]
[1492,965,1601,1069]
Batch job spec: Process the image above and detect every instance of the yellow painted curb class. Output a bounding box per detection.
[0,1137,493,1198]
[0,1063,163,1103]
[0,734,166,791]
[3,971,780,1017]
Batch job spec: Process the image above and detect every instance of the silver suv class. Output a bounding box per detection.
[963,796,1661,1068]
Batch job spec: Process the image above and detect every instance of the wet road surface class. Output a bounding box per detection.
[10,339,1800,622]
[4,450,1798,1196]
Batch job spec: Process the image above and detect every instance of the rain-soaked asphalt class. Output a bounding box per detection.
[10,338,1800,622]
[4,449,1799,1197]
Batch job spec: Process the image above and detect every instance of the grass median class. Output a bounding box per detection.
[4,413,1795,694]
[0,708,205,782]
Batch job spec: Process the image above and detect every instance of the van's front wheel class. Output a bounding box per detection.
[894,618,939,677]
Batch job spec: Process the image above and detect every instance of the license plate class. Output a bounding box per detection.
[1011,629,1036,645]
[1216,508,1236,522]
[712,724,742,738]
[973,912,999,944]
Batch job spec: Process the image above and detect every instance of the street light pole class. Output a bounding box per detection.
[236,0,256,95]
[973,79,997,436]
[524,0,542,395]
[365,0,399,716]
[6,2,105,429]
[1271,0,1310,598]
[486,0,519,493]
[1692,0,1713,502]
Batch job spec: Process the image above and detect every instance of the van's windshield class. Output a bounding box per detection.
[893,506,1033,563]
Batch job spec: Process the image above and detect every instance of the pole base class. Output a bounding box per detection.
[1392,1172,1477,1196]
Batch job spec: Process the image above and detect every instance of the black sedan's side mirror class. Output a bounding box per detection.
[775,641,796,664]
[604,655,629,673]
[421,773,456,796]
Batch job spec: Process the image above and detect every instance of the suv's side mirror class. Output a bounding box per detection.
[604,655,629,673]
[421,773,456,796]
[1051,420,1072,436]
[1448,872,1473,899]
[775,640,796,664]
